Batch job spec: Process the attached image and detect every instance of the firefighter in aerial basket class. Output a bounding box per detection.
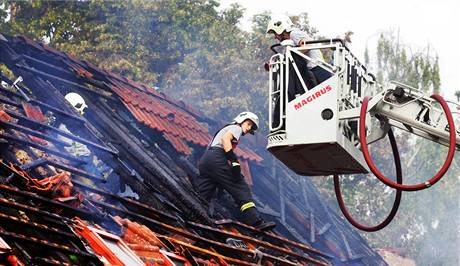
[196,111,276,231]
[266,15,332,100]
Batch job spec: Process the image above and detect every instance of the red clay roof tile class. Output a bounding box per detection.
[22,102,46,123]
[164,133,193,155]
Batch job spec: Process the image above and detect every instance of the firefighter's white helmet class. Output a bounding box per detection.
[233,111,259,133]
[266,15,294,35]
[64,92,87,114]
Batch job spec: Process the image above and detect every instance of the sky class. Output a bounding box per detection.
[219,0,460,101]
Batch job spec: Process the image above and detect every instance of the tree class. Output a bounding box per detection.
[160,4,267,124]
[375,32,440,93]
[0,0,225,87]
[160,12,319,130]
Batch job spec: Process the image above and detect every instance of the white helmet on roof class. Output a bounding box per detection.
[233,111,259,134]
[266,15,294,35]
[64,92,87,114]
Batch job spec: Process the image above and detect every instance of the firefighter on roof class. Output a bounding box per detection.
[196,112,276,231]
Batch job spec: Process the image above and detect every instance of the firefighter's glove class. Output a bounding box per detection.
[225,150,241,178]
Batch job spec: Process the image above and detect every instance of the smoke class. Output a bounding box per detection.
[375,129,460,265]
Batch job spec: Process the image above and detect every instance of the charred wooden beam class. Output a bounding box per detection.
[0,119,70,147]
[0,231,99,260]
[0,198,70,227]
[187,221,329,265]
[161,236,256,266]
[4,108,117,155]
[0,75,86,123]
[71,179,176,221]
[0,95,21,108]
[90,199,306,266]
[0,185,99,222]
[86,102,210,223]
[46,159,106,183]
[15,63,109,99]
[0,133,86,164]
[0,211,77,239]
[215,219,331,259]
[20,157,106,184]
[20,157,48,170]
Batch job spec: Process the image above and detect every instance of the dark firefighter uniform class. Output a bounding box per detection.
[196,119,276,231]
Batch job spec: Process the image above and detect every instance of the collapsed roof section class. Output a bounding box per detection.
[0,34,387,265]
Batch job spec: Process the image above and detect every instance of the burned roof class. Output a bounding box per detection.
[0,34,387,265]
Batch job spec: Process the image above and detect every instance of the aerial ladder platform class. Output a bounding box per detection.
[266,39,459,231]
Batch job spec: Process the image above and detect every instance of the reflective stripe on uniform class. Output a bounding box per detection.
[240,202,256,212]
[231,162,240,167]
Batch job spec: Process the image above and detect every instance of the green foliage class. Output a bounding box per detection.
[0,0,227,87]
[161,6,270,124]
[0,64,14,79]
[161,12,317,128]
[290,13,318,37]
[376,32,440,93]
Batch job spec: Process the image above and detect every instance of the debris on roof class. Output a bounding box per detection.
[0,33,388,265]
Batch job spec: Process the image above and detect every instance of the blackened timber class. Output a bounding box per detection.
[96,99,191,184]
[20,157,48,170]
[0,198,70,226]
[45,159,106,183]
[0,119,70,147]
[99,97,187,180]
[85,106,168,190]
[0,211,77,239]
[22,55,119,104]
[4,109,117,155]
[0,75,86,123]
[215,219,330,259]
[0,95,21,108]
[99,98,187,186]
[97,99,190,183]
[162,236,257,266]
[87,200,301,266]
[0,133,86,164]
[0,185,100,222]
[0,231,99,260]
[86,102,210,223]
[187,221,330,265]
[34,257,74,266]
[32,78,123,174]
[20,158,104,184]
[15,63,109,99]
[20,54,77,80]
[71,179,176,221]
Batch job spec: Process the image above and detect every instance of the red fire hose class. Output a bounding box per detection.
[334,128,403,232]
[359,94,457,191]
